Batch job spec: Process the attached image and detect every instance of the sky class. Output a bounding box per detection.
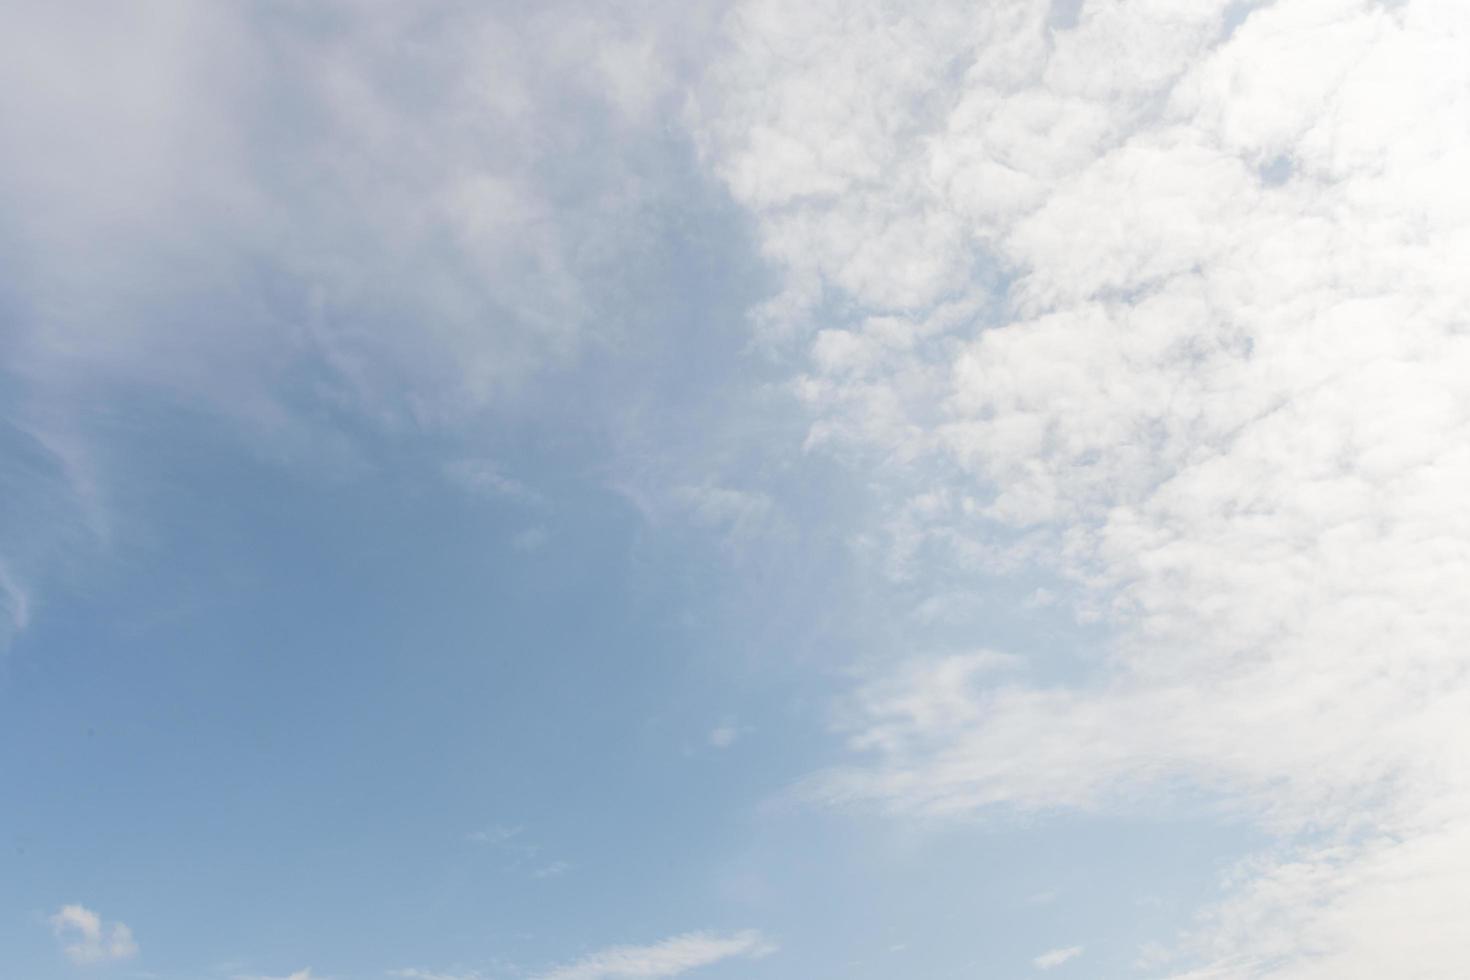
[3,0,1469,977]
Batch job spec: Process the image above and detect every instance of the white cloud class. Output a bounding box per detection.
[9,1,1470,975]
[532,860,573,879]
[512,527,551,554]
[708,725,740,749]
[233,971,317,980]
[466,823,571,880]
[695,0,1470,974]
[1033,946,1083,970]
[670,485,779,554]
[49,904,138,965]
[0,0,725,636]
[1,0,718,423]
[531,930,774,980]
[0,557,30,645]
[443,460,545,508]
[466,825,524,846]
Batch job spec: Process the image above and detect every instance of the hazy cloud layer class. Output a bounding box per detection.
[0,0,724,649]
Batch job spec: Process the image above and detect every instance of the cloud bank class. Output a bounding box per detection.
[694,0,1470,974]
[9,0,1468,975]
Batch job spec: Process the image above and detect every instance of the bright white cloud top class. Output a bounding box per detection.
[691,0,1470,975]
[3,1,1467,978]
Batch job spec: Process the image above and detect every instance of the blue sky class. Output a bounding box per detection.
[5,1,1470,978]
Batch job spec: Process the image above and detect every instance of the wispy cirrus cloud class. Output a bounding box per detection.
[391,969,487,980]
[1033,945,1083,970]
[0,557,30,646]
[530,930,774,980]
[466,824,526,847]
[0,0,727,645]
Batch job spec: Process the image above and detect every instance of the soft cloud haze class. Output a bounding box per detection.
[4,1,1465,978]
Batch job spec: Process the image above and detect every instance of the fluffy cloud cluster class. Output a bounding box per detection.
[694,0,1470,975]
[10,0,1470,974]
[49,904,138,965]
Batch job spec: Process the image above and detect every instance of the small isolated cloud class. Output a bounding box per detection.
[1033,946,1083,970]
[233,971,317,980]
[443,460,545,508]
[466,825,524,846]
[467,823,570,878]
[49,904,138,965]
[531,930,774,980]
[0,559,30,644]
[707,725,739,749]
[512,526,550,553]
[671,485,776,552]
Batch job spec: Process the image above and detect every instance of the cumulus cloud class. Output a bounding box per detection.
[530,930,774,980]
[12,0,1469,975]
[694,0,1470,974]
[49,904,138,965]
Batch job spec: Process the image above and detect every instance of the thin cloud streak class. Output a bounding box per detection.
[1033,945,1083,970]
[530,930,774,980]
